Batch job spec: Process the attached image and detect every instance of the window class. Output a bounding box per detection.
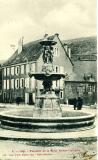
[60,91,63,99]
[15,66,19,75]
[3,80,6,89]
[21,65,24,74]
[55,66,59,73]
[11,67,14,75]
[7,80,9,89]
[88,85,93,92]
[56,67,58,73]
[21,79,24,88]
[3,68,6,76]
[93,85,96,92]
[20,78,24,88]
[7,68,10,76]
[11,79,14,89]
[26,64,29,74]
[53,65,59,73]
[56,80,58,87]
[15,79,19,89]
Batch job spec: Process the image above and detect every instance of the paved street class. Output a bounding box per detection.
[0,139,97,160]
[0,103,97,160]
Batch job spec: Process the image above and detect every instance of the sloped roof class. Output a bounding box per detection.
[63,36,97,81]
[3,34,73,67]
[63,36,97,56]
[3,39,43,66]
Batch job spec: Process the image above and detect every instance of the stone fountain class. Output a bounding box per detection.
[29,36,65,118]
[0,35,95,132]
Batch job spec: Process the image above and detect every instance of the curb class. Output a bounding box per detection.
[0,136,97,142]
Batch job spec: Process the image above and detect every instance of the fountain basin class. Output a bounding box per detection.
[29,73,65,81]
[0,109,95,132]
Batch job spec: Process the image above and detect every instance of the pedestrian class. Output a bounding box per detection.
[16,97,20,105]
[73,97,77,110]
[77,97,83,110]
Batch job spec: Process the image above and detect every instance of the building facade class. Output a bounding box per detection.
[2,35,96,105]
[2,34,73,104]
[63,37,97,105]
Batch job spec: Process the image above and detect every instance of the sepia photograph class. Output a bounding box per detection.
[0,0,97,159]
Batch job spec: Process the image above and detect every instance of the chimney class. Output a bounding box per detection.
[55,33,59,37]
[18,37,23,54]
[44,34,48,38]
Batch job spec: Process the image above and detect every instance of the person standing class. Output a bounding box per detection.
[77,97,83,110]
[73,97,77,110]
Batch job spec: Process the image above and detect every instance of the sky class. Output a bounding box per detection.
[0,0,96,60]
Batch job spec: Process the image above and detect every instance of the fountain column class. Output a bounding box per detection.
[29,35,65,118]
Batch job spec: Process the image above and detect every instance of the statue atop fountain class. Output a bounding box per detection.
[29,35,65,118]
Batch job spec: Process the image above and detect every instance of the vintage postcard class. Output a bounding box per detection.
[0,0,97,160]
